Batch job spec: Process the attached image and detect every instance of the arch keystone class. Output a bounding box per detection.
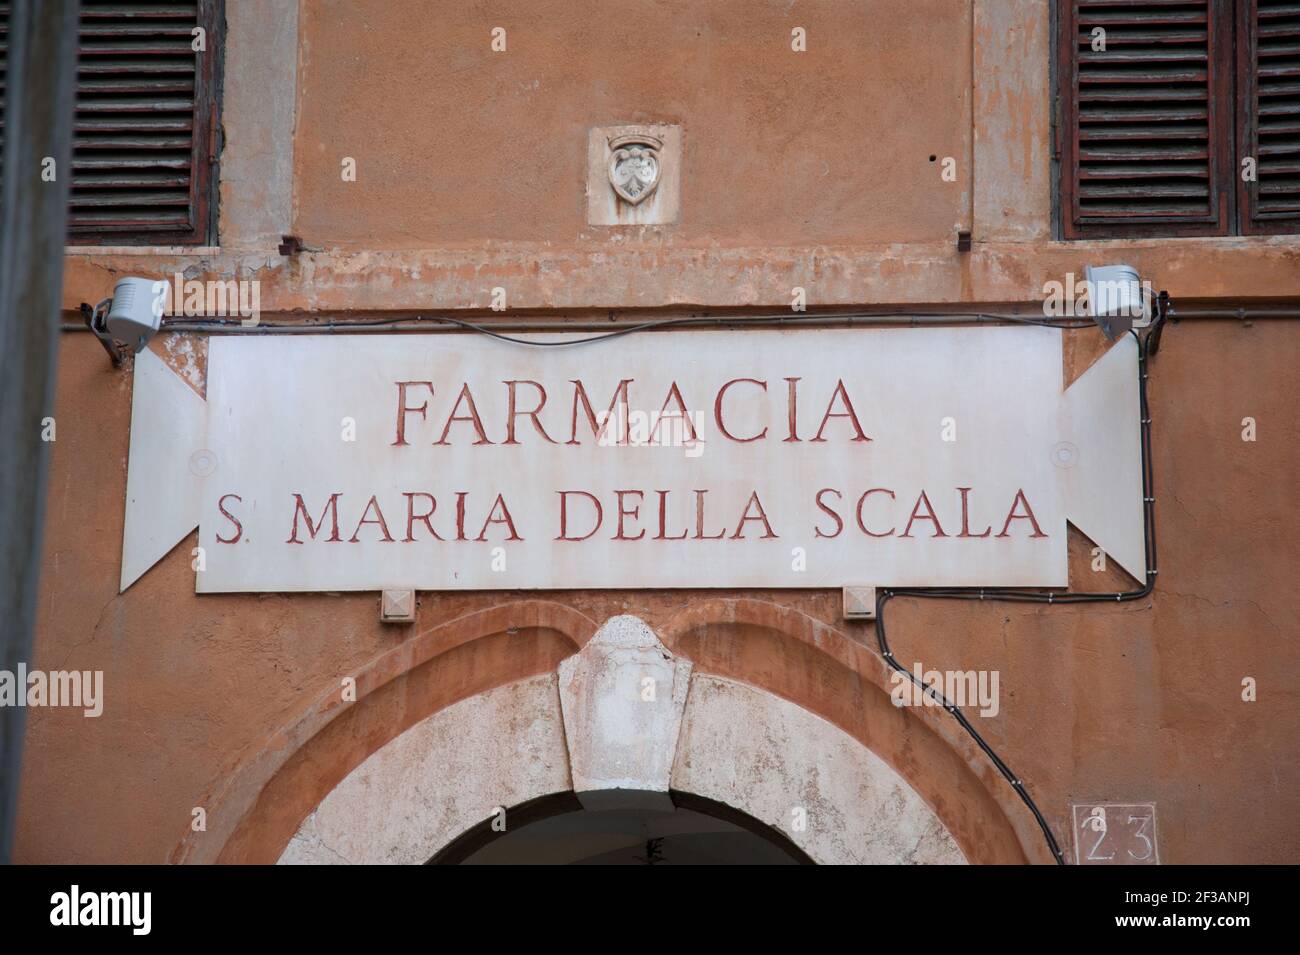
[558,615,692,809]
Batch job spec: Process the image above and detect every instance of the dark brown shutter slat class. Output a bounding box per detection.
[69,190,192,207]
[77,58,197,75]
[1080,123,1210,138]
[76,96,196,112]
[1059,0,1233,237]
[1242,0,1300,228]
[77,78,196,94]
[1081,160,1211,176]
[1079,50,1210,63]
[1082,105,1210,120]
[68,212,193,230]
[81,24,199,37]
[1079,66,1211,81]
[0,0,219,245]
[1080,86,1209,100]
[80,4,200,18]
[74,156,193,169]
[73,134,193,149]
[77,116,194,130]
[79,41,200,56]
[76,170,191,187]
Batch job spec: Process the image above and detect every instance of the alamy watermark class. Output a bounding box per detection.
[890,663,1000,718]
[50,886,150,935]
[153,272,261,326]
[1042,271,1153,319]
[0,665,103,717]
[596,401,706,458]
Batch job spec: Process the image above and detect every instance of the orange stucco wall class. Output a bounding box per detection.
[18,0,1300,863]
[292,0,971,247]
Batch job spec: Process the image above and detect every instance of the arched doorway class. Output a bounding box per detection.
[276,615,969,865]
[175,601,1041,864]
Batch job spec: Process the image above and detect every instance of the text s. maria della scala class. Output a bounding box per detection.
[208,376,1049,546]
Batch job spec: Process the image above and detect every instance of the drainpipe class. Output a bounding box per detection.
[0,0,81,864]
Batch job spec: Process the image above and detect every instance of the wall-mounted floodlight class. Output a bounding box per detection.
[85,277,164,362]
[1085,264,1150,341]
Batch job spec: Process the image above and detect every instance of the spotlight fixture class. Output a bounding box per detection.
[1085,264,1150,341]
[86,277,164,358]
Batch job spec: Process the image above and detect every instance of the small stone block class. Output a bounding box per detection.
[842,586,877,621]
[381,589,416,624]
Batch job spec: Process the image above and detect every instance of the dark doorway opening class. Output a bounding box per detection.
[430,790,814,865]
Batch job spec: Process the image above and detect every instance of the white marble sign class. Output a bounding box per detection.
[120,327,1145,593]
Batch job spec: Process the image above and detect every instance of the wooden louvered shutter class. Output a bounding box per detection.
[1238,0,1300,232]
[0,0,222,245]
[72,0,221,244]
[1058,0,1234,237]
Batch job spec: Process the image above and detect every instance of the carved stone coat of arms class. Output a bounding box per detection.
[608,134,663,205]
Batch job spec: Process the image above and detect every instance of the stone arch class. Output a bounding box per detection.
[186,600,1046,864]
[275,615,980,865]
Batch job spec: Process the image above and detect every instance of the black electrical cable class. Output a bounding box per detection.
[376,311,1097,345]
[62,309,1097,341]
[872,322,1160,865]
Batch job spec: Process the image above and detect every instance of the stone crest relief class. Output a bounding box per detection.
[607,133,663,205]
[587,124,681,225]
